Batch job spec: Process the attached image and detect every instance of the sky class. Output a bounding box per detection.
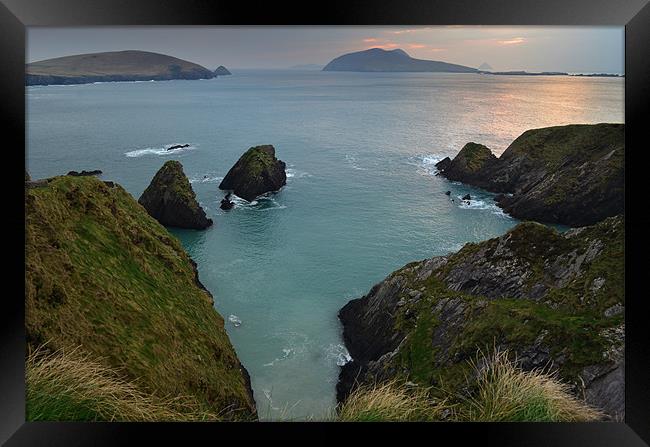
[27,26,624,73]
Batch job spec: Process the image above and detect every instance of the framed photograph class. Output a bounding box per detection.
[3,0,649,444]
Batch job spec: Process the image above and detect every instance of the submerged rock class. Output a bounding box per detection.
[219,145,287,202]
[437,124,624,227]
[138,160,213,229]
[444,191,451,196]
[337,216,625,419]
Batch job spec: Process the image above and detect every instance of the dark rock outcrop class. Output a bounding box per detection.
[167,144,190,151]
[214,66,232,76]
[338,216,624,419]
[138,161,213,229]
[219,145,286,202]
[436,124,624,227]
[220,193,235,210]
[67,170,103,177]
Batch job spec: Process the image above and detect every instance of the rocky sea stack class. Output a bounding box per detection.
[435,123,624,227]
[214,66,232,76]
[138,160,213,229]
[338,215,624,420]
[219,145,287,201]
[26,175,256,420]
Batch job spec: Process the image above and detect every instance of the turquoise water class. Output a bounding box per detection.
[26,71,623,420]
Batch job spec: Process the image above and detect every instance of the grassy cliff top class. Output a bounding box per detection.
[26,175,256,420]
[502,123,624,168]
[454,142,497,172]
[238,145,277,177]
[27,50,213,78]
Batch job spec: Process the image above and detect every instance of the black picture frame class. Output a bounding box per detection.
[3,0,649,444]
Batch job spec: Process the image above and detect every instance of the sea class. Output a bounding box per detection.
[26,70,624,420]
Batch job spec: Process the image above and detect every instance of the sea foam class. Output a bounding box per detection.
[125,143,196,158]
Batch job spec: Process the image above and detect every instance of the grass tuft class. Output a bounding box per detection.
[338,380,448,422]
[459,349,604,422]
[26,344,225,422]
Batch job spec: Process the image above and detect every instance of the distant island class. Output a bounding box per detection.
[26,50,218,86]
[214,65,232,76]
[322,48,477,73]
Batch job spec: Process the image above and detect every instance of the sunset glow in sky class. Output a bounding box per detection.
[28,26,624,73]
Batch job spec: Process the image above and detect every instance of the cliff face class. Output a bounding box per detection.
[26,176,256,420]
[436,124,624,227]
[338,216,624,420]
[219,145,287,201]
[26,50,216,86]
[138,161,213,230]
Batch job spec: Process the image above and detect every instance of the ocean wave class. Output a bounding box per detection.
[226,194,286,212]
[408,153,447,176]
[125,143,197,158]
[325,343,352,367]
[228,315,242,327]
[286,167,312,180]
[345,154,367,171]
[189,174,223,184]
[456,195,512,218]
[263,348,295,367]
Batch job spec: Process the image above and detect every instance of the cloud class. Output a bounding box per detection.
[407,44,426,49]
[429,48,447,52]
[497,37,526,45]
[389,27,434,35]
[363,38,379,43]
[373,42,400,49]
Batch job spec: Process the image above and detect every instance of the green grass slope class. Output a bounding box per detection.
[25,176,256,420]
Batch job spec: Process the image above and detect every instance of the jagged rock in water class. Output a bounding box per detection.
[219,145,286,202]
[436,124,624,227]
[214,66,232,76]
[444,190,451,196]
[462,193,471,201]
[138,160,212,229]
[166,144,190,151]
[338,216,625,420]
[67,170,103,177]
[220,193,235,210]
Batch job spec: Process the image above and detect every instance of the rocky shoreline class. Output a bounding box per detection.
[435,123,624,227]
[337,216,624,419]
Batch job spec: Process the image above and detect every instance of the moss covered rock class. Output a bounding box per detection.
[436,124,624,227]
[26,175,256,420]
[338,216,624,420]
[219,145,286,201]
[138,161,212,230]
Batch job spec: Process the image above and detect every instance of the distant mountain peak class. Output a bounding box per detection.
[478,62,494,71]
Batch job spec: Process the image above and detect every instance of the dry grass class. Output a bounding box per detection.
[337,348,603,422]
[26,345,224,422]
[458,349,604,422]
[338,380,448,422]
